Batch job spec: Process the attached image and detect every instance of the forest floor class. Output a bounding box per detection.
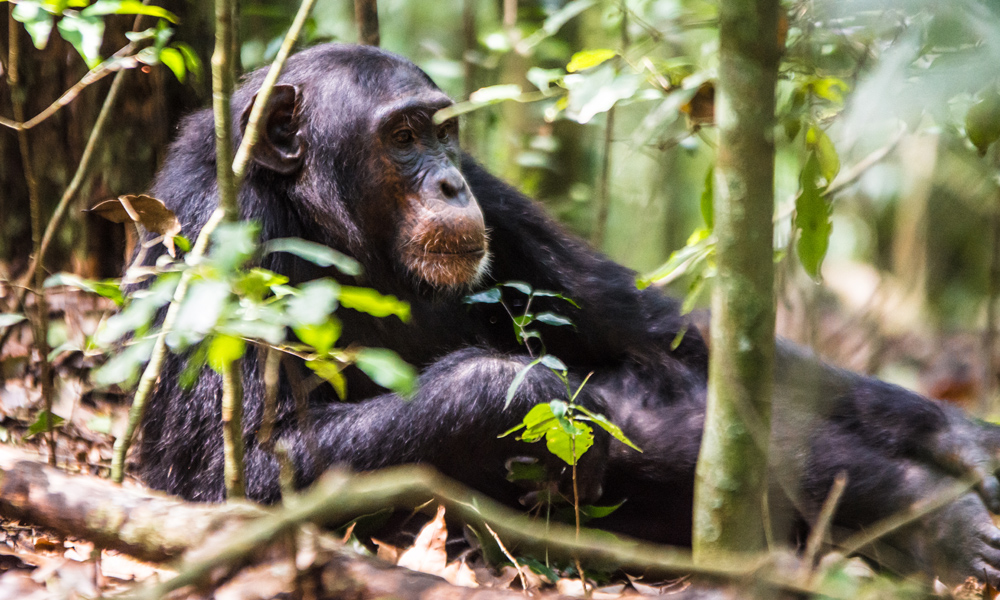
[0,276,996,599]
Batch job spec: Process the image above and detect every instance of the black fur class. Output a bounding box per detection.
[136,43,1000,584]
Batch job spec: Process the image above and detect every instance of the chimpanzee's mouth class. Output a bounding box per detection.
[425,248,486,257]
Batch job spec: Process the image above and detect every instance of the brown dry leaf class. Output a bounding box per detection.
[985,576,1000,600]
[441,558,479,588]
[473,565,519,589]
[98,550,173,582]
[0,570,47,600]
[397,505,448,576]
[372,538,401,564]
[87,195,182,257]
[680,82,715,126]
[31,535,61,553]
[557,578,588,597]
[215,561,293,600]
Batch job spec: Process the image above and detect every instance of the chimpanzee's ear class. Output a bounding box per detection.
[240,84,306,175]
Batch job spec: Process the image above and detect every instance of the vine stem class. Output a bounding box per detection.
[8,5,55,466]
[110,207,225,483]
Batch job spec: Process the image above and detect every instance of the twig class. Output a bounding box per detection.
[211,0,246,499]
[591,106,614,249]
[839,476,977,557]
[354,0,380,47]
[801,472,847,575]
[982,146,1000,415]
[484,522,529,593]
[231,0,319,182]
[0,58,129,131]
[111,207,226,482]
[259,345,281,447]
[8,4,55,466]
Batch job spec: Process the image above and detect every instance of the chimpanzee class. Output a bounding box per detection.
[135,43,1000,584]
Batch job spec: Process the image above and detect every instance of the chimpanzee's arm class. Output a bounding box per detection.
[139,347,608,507]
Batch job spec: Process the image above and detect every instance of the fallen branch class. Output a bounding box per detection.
[0,447,826,598]
[0,447,263,562]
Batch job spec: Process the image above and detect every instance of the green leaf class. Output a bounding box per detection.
[535,312,573,327]
[795,152,832,281]
[263,238,361,276]
[306,358,348,399]
[575,405,642,452]
[505,459,547,482]
[579,501,626,519]
[463,288,502,304]
[546,419,593,466]
[158,46,185,82]
[539,354,567,372]
[124,26,157,42]
[92,337,155,388]
[512,314,534,328]
[86,414,113,435]
[12,2,54,49]
[518,0,597,50]
[355,348,416,397]
[94,274,178,346]
[518,329,542,346]
[219,319,286,346]
[173,235,192,253]
[700,165,714,231]
[81,0,178,21]
[286,279,340,326]
[179,342,208,389]
[809,77,849,105]
[168,279,231,350]
[234,268,289,302]
[806,125,840,185]
[520,403,558,441]
[680,273,707,315]
[501,281,533,296]
[210,222,259,273]
[564,64,641,124]
[566,49,616,73]
[207,334,246,373]
[57,13,105,69]
[506,358,541,408]
[0,314,27,330]
[519,557,560,584]
[26,411,65,438]
[338,286,410,322]
[530,290,580,308]
[967,90,1000,156]
[637,233,714,289]
[469,84,523,104]
[294,319,342,354]
[173,42,203,83]
[44,273,124,306]
[498,421,527,438]
[526,67,564,91]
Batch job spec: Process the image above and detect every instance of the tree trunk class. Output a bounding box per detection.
[692,0,781,561]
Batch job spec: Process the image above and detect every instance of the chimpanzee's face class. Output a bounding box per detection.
[241,48,490,293]
[373,91,489,290]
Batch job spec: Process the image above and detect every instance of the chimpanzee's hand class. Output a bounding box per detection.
[923,407,1000,514]
[877,484,1000,586]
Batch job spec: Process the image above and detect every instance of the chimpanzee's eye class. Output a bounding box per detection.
[437,120,457,141]
[392,128,415,145]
